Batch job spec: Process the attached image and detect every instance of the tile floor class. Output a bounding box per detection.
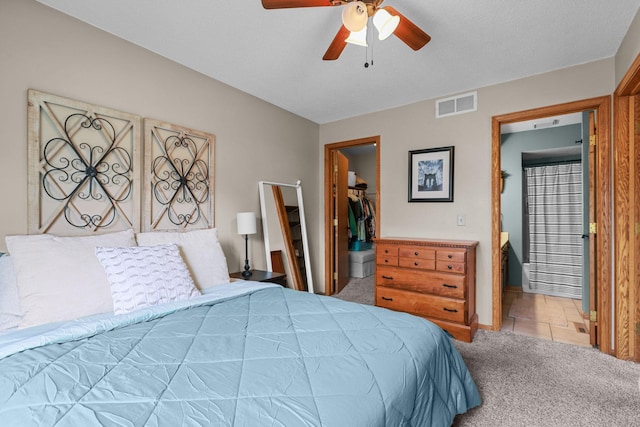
[501,288,592,347]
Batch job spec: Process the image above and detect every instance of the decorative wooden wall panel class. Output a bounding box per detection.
[143,119,215,231]
[27,90,141,235]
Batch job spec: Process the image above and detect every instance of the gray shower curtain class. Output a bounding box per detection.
[524,163,582,298]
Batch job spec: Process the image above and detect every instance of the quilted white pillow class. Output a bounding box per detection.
[5,229,137,328]
[136,228,230,290]
[95,244,201,315]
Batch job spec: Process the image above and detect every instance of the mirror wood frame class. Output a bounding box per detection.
[259,180,314,293]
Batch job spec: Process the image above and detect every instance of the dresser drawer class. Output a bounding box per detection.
[376,266,465,299]
[398,257,435,270]
[398,246,435,260]
[376,254,398,266]
[376,287,466,323]
[436,249,466,263]
[436,260,466,274]
[377,245,398,257]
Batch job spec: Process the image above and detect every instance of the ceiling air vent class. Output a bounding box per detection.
[436,91,477,118]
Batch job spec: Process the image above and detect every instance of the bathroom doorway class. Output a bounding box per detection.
[491,97,612,354]
[500,113,589,346]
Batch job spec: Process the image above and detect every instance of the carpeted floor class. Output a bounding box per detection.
[334,276,375,305]
[336,277,640,427]
[452,330,640,426]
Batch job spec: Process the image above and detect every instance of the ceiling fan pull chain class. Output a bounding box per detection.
[364,27,370,68]
[364,48,373,68]
[364,26,373,68]
[370,27,374,67]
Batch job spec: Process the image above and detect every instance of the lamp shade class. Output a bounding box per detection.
[342,1,368,32]
[373,8,400,40]
[236,212,257,235]
[345,26,368,47]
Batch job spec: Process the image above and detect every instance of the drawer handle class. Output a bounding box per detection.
[414,262,419,266]
[385,249,389,254]
[414,251,419,256]
[442,283,458,289]
[443,308,458,313]
[382,275,394,280]
[447,265,453,270]
[385,259,389,263]
[448,254,453,259]
[382,297,393,301]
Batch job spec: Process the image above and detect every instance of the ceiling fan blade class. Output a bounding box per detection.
[261,0,335,8]
[323,25,350,60]
[383,6,431,51]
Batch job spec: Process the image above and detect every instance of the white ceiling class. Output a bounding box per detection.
[36,0,640,124]
[500,112,583,134]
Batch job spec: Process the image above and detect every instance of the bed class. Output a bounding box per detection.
[0,229,480,426]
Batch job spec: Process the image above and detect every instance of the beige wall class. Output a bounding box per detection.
[615,6,640,87]
[319,58,615,326]
[349,149,377,198]
[4,0,638,318]
[0,0,320,278]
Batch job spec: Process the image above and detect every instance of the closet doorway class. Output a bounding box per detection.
[323,136,380,296]
[491,96,612,354]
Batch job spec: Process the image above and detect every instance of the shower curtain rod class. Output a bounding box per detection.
[522,159,582,168]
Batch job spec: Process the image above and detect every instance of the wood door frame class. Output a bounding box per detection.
[324,136,381,296]
[491,96,612,355]
[333,150,350,294]
[613,51,640,361]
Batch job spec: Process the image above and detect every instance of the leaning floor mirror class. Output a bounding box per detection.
[258,180,313,293]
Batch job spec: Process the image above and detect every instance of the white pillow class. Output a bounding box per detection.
[0,255,21,330]
[136,228,230,290]
[95,244,201,315]
[5,229,136,328]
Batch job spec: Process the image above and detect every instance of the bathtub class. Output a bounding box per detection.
[521,262,532,293]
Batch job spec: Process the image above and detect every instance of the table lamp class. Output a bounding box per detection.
[236,212,257,278]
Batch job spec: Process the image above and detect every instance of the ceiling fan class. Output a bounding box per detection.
[261,0,431,60]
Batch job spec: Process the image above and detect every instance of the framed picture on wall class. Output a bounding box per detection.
[408,146,454,202]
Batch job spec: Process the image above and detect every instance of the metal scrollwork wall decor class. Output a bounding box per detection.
[144,119,214,231]
[27,91,215,235]
[42,114,133,229]
[28,90,141,234]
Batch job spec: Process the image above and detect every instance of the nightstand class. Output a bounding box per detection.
[229,270,287,287]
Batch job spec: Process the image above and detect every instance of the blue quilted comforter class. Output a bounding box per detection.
[0,282,480,426]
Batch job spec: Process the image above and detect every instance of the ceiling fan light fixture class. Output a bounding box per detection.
[345,26,368,47]
[373,8,400,40]
[342,1,368,32]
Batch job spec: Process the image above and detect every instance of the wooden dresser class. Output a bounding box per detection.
[374,237,479,342]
